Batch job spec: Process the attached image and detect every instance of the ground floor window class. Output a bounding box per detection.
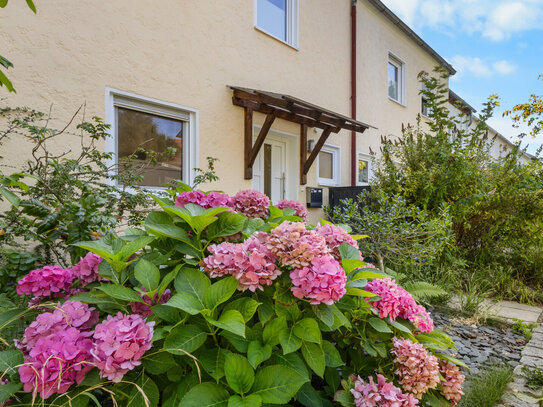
[317,144,340,186]
[105,89,198,189]
[357,153,372,186]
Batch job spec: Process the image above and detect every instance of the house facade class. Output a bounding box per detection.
[1,0,455,220]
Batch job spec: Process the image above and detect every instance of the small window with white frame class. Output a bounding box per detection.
[106,89,198,189]
[317,144,340,186]
[357,153,372,186]
[255,0,299,48]
[388,54,405,104]
[420,82,432,118]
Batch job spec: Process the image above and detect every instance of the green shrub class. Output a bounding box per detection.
[0,106,162,295]
[0,187,466,406]
[327,189,452,272]
[373,68,543,296]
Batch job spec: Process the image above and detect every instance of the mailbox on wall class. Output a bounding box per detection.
[306,187,323,208]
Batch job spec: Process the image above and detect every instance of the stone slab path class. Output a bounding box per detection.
[448,297,542,323]
[496,325,543,407]
[445,297,543,405]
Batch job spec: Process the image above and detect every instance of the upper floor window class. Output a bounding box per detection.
[255,0,299,48]
[388,54,405,105]
[106,89,198,189]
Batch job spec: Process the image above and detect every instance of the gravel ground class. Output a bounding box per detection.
[432,311,527,375]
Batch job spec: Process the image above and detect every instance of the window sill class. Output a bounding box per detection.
[254,26,299,50]
[317,179,339,187]
[388,97,406,108]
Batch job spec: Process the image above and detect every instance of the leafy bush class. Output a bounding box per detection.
[327,189,452,272]
[373,68,543,296]
[0,188,466,406]
[0,106,167,292]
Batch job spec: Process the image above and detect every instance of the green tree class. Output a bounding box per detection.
[504,75,543,139]
[374,67,543,280]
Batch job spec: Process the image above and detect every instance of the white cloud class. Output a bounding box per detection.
[493,60,517,75]
[381,0,420,26]
[381,0,543,42]
[449,56,516,79]
[483,2,541,41]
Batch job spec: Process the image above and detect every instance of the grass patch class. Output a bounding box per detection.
[458,364,513,407]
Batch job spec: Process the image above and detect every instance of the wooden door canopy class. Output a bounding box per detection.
[229,86,375,184]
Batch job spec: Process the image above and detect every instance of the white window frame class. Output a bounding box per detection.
[254,0,299,49]
[388,52,406,106]
[420,82,432,118]
[317,144,341,187]
[105,88,199,191]
[421,95,432,118]
[357,152,372,186]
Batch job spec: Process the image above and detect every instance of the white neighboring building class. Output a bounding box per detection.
[448,90,533,163]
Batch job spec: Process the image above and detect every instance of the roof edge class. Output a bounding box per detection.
[449,89,477,113]
[364,0,456,75]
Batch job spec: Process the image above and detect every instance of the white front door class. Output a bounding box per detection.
[253,138,287,204]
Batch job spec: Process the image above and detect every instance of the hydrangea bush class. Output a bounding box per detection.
[0,187,465,407]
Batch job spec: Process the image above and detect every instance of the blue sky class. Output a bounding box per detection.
[381,0,543,153]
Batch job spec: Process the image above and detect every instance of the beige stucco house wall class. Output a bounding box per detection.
[0,0,452,223]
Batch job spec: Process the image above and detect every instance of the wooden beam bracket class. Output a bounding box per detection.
[244,109,275,180]
[300,124,308,185]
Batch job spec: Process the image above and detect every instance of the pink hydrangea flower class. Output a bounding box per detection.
[349,374,419,407]
[259,222,329,268]
[72,252,103,286]
[232,190,270,219]
[17,266,74,299]
[175,190,206,208]
[203,238,280,292]
[205,192,233,208]
[18,328,94,399]
[290,255,347,305]
[91,313,154,382]
[276,200,308,220]
[130,289,172,317]
[175,190,233,209]
[17,301,98,354]
[408,304,434,333]
[391,338,440,399]
[202,242,239,278]
[315,223,361,261]
[364,278,434,333]
[439,361,465,406]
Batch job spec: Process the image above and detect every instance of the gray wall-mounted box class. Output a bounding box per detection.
[306,187,323,208]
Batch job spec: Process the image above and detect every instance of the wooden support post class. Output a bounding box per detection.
[244,107,253,179]
[300,124,308,185]
[303,126,334,176]
[247,114,275,168]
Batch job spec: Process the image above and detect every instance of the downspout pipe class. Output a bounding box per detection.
[350,0,357,186]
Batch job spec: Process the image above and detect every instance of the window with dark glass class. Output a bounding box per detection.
[116,107,184,187]
[388,62,399,100]
[421,96,432,117]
